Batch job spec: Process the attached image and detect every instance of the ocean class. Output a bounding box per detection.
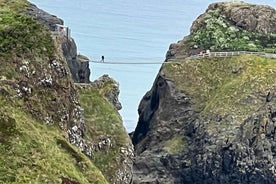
[29,0,276,132]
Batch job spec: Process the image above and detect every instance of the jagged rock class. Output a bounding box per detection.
[0,1,132,183]
[133,70,276,184]
[26,3,63,31]
[190,2,276,34]
[26,5,91,83]
[132,74,199,183]
[132,2,276,184]
[61,38,91,83]
[76,83,133,184]
[92,74,122,110]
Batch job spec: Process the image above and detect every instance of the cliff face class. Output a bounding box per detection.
[61,39,91,83]
[132,2,276,184]
[167,2,276,61]
[77,76,133,184]
[27,3,90,83]
[0,1,104,182]
[191,2,276,34]
[0,1,132,183]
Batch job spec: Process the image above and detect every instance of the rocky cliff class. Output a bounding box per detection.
[132,2,276,184]
[0,0,132,183]
[27,3,90,83]
[76,74,133,184]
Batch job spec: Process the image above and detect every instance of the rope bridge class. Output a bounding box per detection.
[89,60,164,65]
[88,51,276,65]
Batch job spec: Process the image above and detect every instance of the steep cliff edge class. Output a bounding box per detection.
[0,0,132,183]
[132,2,276,184]
[27,2,90,83]
[76,75,133,184]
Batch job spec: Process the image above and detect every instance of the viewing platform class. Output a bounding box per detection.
[52,24,71,39]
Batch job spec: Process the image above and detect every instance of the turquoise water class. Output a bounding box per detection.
[29,0,276,132]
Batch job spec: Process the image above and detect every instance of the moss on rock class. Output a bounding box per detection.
[190,2,276,53]
[0,0,115,183]
[164,55,276,118]
[78,83,133,184]
[0,102,108,184]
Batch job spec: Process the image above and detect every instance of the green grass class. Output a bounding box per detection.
[164,55,276,120]
[0,8,55,57]
[164,135,186,154]
[78,86,130,183]
[0,98,108,184]
[0,1,110,183]
[191,2,276,53]
[0,1,55,81]
[0,0,29,13]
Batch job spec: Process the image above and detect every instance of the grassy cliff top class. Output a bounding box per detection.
[164,55,276,120]
[165,2,276,120]
[165,1,276,119]
[0,0,54,59]
[0,0,29,12]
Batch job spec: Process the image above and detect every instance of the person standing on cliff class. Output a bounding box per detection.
[101,55,104,62]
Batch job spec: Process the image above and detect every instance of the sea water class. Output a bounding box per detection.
[29,0,276,132]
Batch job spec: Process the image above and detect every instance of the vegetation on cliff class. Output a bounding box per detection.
[163,1,276,131]
[0,100,107,183]
[191,10,276,52]
[164,55,276,121]
[0,0,121,183]
[189,2,276,53]
[78,79,132,184]
[0,1,54,59]
[133,2,276,183]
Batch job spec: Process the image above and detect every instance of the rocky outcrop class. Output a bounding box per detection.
[61,38,91,83]
[27,4,134,183]
[26,3,91,83]
[76,80,133,184]
[0,1,132,183]
[167,2,276,61]
[91,74,122,110]
[0,1,108,182]
[132,73,199,183]
[26,3,63,31]
[30,5,133,184]
[190,2,276,34]
[132,2,276,184]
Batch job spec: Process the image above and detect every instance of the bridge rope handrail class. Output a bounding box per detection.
[89,60,164,64]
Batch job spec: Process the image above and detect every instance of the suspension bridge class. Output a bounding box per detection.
[88,51,276,65]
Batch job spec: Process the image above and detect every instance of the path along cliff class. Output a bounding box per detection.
[132,2,276,184]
